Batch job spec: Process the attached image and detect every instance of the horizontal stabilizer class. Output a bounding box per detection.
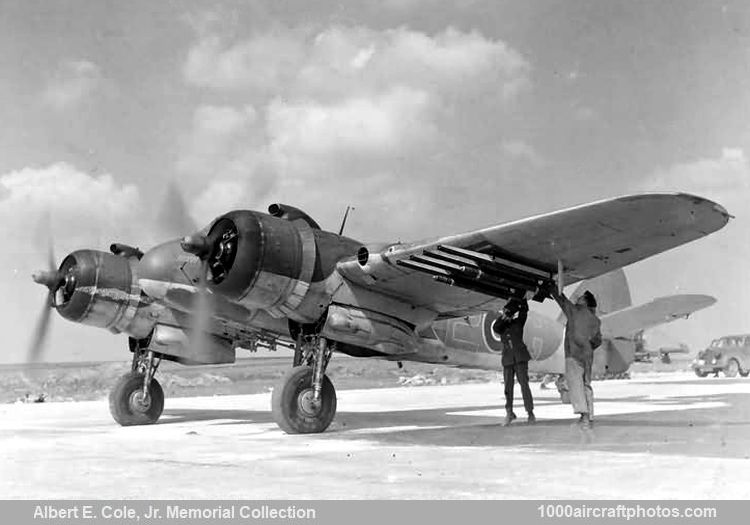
[601,294,716,338]
[643,347,690,357]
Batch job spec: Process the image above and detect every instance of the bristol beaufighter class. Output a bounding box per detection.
[30,193,729,433]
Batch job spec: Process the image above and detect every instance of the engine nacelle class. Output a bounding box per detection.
[55,250,154,338]
[204,211,318,318]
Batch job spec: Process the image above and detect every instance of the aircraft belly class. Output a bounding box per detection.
[528,348,565,374]
[412,338,567,374]
[408,340,503,370]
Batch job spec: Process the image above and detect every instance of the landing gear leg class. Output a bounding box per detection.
[109,343,164,426]
[293,332,304,367]
[272,334,337,434]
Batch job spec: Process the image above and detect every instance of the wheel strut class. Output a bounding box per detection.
[293,332,304,367]
[312,337,331,403]
[130,342,161,402]
[141,351,161,400]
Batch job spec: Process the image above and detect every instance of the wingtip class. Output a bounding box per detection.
[674,192,733,221]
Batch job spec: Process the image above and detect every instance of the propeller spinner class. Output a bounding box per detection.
[28,253,64,363]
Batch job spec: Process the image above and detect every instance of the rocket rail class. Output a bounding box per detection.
[396,244,554,302]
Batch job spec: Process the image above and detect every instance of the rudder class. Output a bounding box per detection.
[560,269,632,322]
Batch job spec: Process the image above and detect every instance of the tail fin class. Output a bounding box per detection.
[558,269,632,323]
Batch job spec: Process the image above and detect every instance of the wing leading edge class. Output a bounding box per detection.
[337,193,729,316]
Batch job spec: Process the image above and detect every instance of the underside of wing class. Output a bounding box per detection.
[337,193,729,317]
[600,294,716,338]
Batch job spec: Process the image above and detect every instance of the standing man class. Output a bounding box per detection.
[549,287,602,429]
[493,298,535,426]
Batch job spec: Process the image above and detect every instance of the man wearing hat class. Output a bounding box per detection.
[549,287,602,429]
[492,298,535,426]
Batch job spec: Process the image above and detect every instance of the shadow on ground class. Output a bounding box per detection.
[158,383,750,461]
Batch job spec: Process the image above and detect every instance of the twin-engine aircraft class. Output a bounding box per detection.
[30,193,729,433]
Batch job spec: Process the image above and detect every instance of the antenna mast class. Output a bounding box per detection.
[338,206,354,235]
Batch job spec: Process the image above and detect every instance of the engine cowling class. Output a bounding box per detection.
[54,250,154,337]
[203,211,319,318]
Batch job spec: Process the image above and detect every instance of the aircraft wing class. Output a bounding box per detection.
[337,193,728,316]
[600,294,716,338]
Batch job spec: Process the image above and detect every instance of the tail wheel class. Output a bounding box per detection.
[272,366,336,434]
[724,359,739,378]
[740,369,749,378]
[109,372,164,426]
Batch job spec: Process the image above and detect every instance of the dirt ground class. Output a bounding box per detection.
[0,353,502,403]
[1,372,748,499]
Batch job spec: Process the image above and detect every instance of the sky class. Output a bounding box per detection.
[0,0,748,363]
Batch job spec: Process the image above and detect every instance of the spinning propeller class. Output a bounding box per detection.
[28,181,208,364]
[27,219,68,364]
[28,265,59,363]
[180,232,213,361]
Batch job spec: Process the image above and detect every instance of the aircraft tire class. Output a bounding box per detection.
[272,366,336,434]
[724,359,739,378]
[694,369,708,378]
[109,372,164,426]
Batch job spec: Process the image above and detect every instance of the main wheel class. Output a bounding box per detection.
[109,372,164,426]
[724,359,739,378]
[694,369,708,378]
[272,366,336,434]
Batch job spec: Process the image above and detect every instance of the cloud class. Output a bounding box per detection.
[178,22,541,237]
[184,25,530,101]
[0,163,147,364]
[501,140,545,168]
[178,90,445,229]
[181,8,238,36]
[296,25,530,101]
[644,148,749,201]
[176,104,276,222]
[266,86,438,158]
[41,59,103,110]
[0,163,142,253]
[380,0,481,11]
[629,148,750,352]
[184,28,308,92]
[176,104,260,178]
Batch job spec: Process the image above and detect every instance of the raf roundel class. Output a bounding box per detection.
[481,312,506,353]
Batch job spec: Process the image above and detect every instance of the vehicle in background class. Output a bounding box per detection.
[692,335,750,378]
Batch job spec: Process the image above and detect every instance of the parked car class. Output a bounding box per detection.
[691,335,750,378]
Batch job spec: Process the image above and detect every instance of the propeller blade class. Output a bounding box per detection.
[46,232,56,273]
[28,211,59,365]
[26,292,54,364]
[185,259,212,362]
[156,180,197,240]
